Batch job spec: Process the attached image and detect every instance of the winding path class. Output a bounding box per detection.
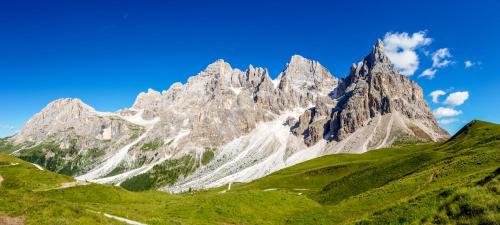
[87,210,147,225]
[102,213,147,225]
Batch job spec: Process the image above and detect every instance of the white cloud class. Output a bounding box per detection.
[419,48,453,79]
[438,118,459,125]
[420,68,437,79]
[430,90,446,103]
[383,31,432,76]
[433,107,463,118]
[464,60,474,68]
[444,91,469,106]
[432,48,452,68]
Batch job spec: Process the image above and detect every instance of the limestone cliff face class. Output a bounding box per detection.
[9,40,449,191]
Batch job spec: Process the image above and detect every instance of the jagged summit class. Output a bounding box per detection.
[277,54,338,104]
[132,88,162,110]
[366,39,390,66]
[347,40,392,80]
[284,54,327,72]
[46,98,95,112]
[288,54,312,65]
[203,59,233,76]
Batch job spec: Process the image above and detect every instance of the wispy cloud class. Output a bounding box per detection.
[421,68,437,79]
[464,60,481,68]
[438,118,459,125]
[432,48,452,68]
[465,60,474,68]
[420,48,453,79]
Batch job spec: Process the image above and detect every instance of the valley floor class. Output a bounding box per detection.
[0,120,498,225]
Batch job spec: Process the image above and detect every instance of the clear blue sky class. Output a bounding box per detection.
[1,0,499,137]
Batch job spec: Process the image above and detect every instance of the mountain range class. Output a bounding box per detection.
[4,40,449,192]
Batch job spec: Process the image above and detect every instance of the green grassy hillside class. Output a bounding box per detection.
[0,120,498,224]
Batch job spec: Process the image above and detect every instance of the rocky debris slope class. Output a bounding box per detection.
[7,40,449,191]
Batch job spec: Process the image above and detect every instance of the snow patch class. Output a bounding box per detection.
[88,211,147,225]
[271,78,280,88]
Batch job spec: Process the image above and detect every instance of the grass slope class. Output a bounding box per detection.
[0,120,498,224]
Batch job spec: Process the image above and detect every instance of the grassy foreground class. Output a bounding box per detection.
[0,120,498,224]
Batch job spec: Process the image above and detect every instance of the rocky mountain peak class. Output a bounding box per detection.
[132,88,162,110]
[284,55,320,72]
[44,98,96,114]
[12,98,100,144]
[288,54,310,65]
[244,64,271,89]
[280,54,336,82]
[366,39,390,67]
[342,40,395,91]
[276,54,338,102]
[204,59,233,77]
